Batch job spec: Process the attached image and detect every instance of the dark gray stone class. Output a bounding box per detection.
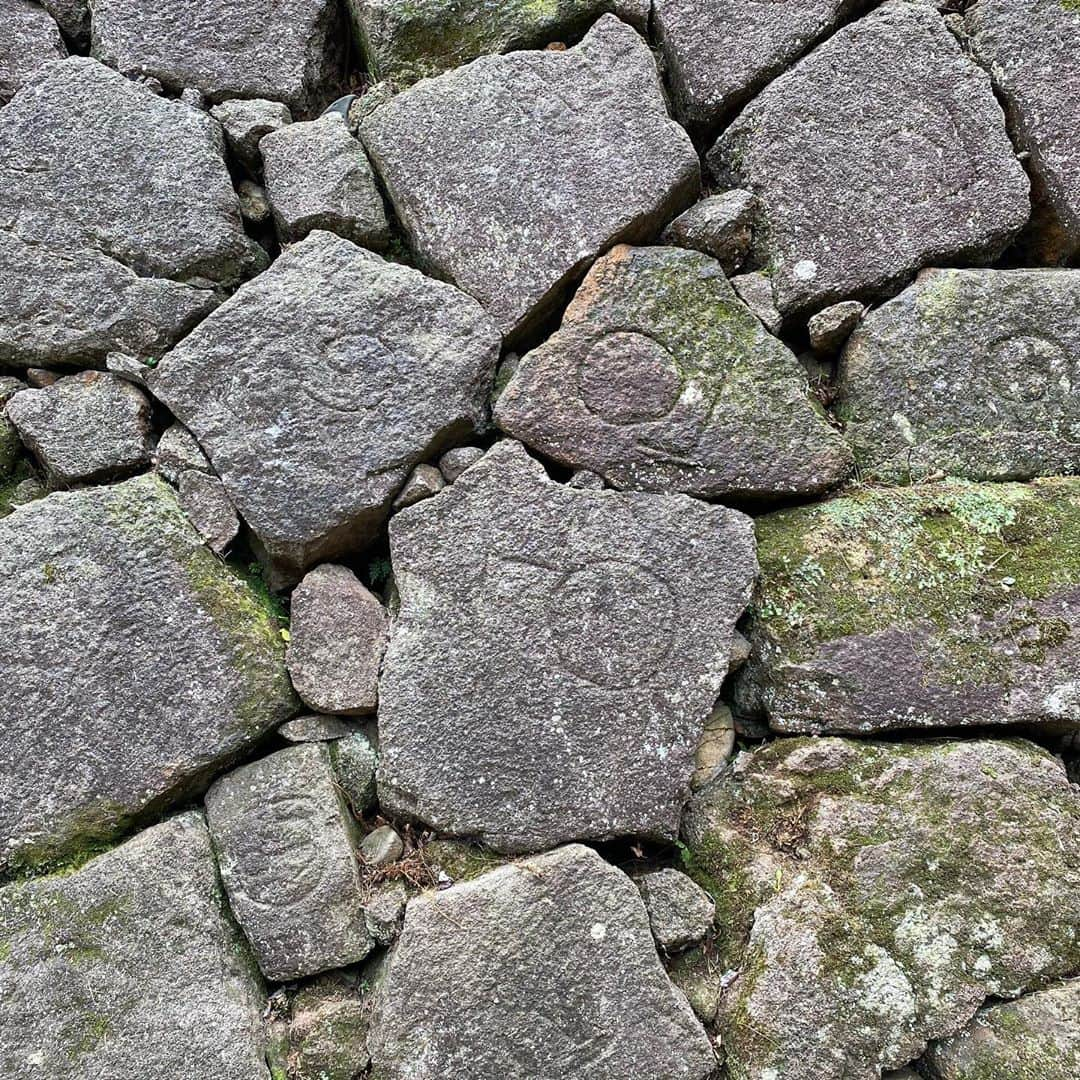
[838,268,1080,483]
[41,0,88,44]
[90,0,347,115]
[378,440,757,852]
[708,3,1030,317]
[177,469,239,554]
[495,245,852,499]
[737,477,1080,734]
[922,980,1080,1079]
[367,844,716,1079]
[654,0,865,129]
[636,868,715,952]
[6,372,153,489]
[0,377,26,482]
[286,563,387,716]
[660,190,756,274]
[682,737,1080,1080]
[237,180,273,225]
[330,729,379,815]
[364,880,408,945]
[209,97,293,174]
[0,475,296,874]
[206,743,373,981]
[261,114,391,248]
[149,230,499,587]
[361,15,700,340]
[349,0,650,85]
[0,0,66,103]
[0,813,269,1079]
[967,0,1080,261]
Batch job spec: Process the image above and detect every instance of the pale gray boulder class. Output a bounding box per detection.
[838,268,1080,482]
[367,844,716,1080]
[709,2,1030,317]
[738,477,1080,734]
[361,15,700,340]
[360,824,403,868]
[349,0,650,85]
[6,372,153,489]
[0,0,66,103]
[0,813,269,1079]
[262,114,391,248]
[154,421,211,484]
[808,299,865,355]
[286,563,387,715]
[636,868,715,952]
[210,97,293,174]
[967,0,1080,261]
[660,190,756,274]
[149,231,500,586]
[495,245,852,500]
[377,440,757,852]
[0,475,296,874]
[90,0,347,115]
[177,469,239,554]
[682,737,1080,1080]
[922,980,1080,1079]
[206,743,373,981]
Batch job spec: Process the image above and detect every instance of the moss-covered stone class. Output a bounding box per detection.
[737,477,1080,733]
[682,737,1080,1080]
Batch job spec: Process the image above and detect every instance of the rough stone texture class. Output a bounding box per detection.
[149,230,500,586]
[360,824,403,868]
[262,114,391,248]
[392,462,444,509]
[6,372,153,489]
[41,0,88,43]
[922,980,1080,1079]
[287,563,387,715]
[267,970,372,1080]
[364,880,408,945]
[105,351,151,386]
[89,0,347,115]
[154,422,211,484]
[178,469,240,554]
[330,729,379,815]
[0,813,269,1079]
[368,844,716,1079]
[731,271,783,334]
[210,97,293,174]
[691,703,735,792]
[808,300,865,355]
[708,3,1030,317]
[0,0,66,103]
[438,445,485,483]
[495,245,852,500]
[837,268,1080,482]
[361,15,700,341]
[0,58,255,369]
[349,0,650,85]
[0,377,26,481]
[637,869,715,952]
[378,440,757,852]
[737,477,1080,734]
[206,743,372,981]
[0,475,296,874]
[279,713,356,742]
[967,0,1080,262]
[660,190,756,275]
[654,0,865,130]
[682,737,1080,1080]
[237,179,273,225]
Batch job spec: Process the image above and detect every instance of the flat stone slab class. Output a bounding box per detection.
[348,0,649,85]
[361,15,699,340]
[0,475,296,874]
[89,0,347,115]
[367,843,716,1079]
[922,980,1080,1079]
[149,230,499,586]
[654,0,862,129]
[707,2,1029,317]
[967,0,1080,262]
[0,0,66,102]
[682,737,1080,1080]
[837,268,1080,482]
[495,244,852,499]
[378,439,757,852]
[206,743,372,981]
[0,813,268,1079]
[737,477,1080,734]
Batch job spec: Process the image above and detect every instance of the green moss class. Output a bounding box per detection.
[424,839,504,883]
[1062,0,1080,12]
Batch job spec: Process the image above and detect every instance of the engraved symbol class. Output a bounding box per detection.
[546,559,677,689]
[233,794,327,908]
[989,334,1066,404]
[578,332,684,425]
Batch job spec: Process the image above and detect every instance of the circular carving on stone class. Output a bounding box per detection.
[546,559,677,688]
[301,333,396,412]
[989,334,1066,404]
[234,794,327,907]
[577,332,683,425]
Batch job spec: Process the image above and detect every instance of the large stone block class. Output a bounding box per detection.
[0,0,66,103]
